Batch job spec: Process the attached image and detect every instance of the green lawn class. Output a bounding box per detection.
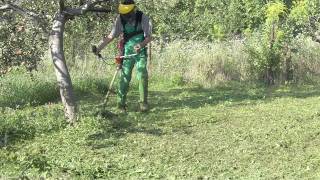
[1,79,320,179]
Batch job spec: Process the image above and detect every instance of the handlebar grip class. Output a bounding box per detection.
[92,45,102,59]
[92,45,97,52]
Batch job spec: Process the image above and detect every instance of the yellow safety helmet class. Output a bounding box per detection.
[118,3,135,15]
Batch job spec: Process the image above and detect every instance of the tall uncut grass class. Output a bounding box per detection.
[0,68,59,108]
[152,40,248,87]
[0,55,112,108]
[152,37,320,87]
[291,35,320,82]
[1,36,320,108]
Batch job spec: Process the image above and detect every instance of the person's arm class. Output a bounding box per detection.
[96,35,114,53]
[139,36,152,48]
[94,16,122,55]
[134,14,152,52]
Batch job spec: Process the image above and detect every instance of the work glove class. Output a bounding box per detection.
[134,43,142,53]
[92,45,102,58]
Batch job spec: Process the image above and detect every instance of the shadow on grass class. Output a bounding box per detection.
[0,77,109,148]
[86,110,164,149]
[4,79,320,149]
[0,76,109,109]
[84,82,320,149]
[0,121,67,149]
[146,83,320,112]
[0,108,68,148]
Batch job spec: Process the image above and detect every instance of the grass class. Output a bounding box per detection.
[1,43,320,179]
[1,66,320,179]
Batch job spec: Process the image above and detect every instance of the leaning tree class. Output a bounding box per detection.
[0,0,112,124]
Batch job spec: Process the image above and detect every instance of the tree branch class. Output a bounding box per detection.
[88,8,111,13]
[0,2,49,34]
[0,3,41,20]
[0,0,111,33]
[12,0,29,6]
[59,0,64,13]
[315,32,320,43]
[1,0,32,6]
[63,0,111,16]
[0,4,10,10]
[0,16,10,22]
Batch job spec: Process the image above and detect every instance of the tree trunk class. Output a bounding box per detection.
[50,13,77,124]
[1,0,112,124]
[266,22,276,85]
[284,44,293,82]
[147,42,152,77]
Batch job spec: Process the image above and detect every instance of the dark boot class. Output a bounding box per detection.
[139,102,149,112]
[117,103,127,113]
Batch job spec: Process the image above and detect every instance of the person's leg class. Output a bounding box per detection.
[117,58,135,109]
[136,55,148,111]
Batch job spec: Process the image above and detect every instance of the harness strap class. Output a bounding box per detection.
[120,10,144,44]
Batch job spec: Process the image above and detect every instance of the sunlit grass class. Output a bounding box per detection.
[1,39,320,178]
[1,73,320,178]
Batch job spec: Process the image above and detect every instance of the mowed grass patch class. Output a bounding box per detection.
[1,81,320,179]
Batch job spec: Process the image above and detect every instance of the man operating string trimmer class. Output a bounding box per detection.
[92,0,152,112]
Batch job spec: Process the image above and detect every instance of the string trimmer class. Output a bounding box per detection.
[92,45,142,108]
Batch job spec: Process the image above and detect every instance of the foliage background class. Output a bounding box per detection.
[2,1,320,178]
[0,0,320,84]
